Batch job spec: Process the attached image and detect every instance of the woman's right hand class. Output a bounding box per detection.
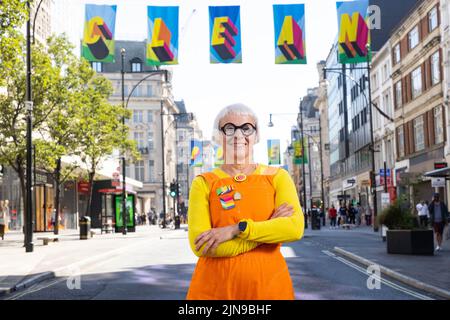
[270,203,295,220]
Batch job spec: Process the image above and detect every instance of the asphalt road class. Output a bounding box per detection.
[2,227,439,300]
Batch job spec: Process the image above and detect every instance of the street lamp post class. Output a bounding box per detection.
[123,69,168,227]
[25,0,34,252]
[299,104,308,215]
[160,99,167,228]
[365,50,379,232]
[307,136,313,210]
[121,48,127,235]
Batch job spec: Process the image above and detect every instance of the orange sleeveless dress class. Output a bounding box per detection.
[186,170,295,300]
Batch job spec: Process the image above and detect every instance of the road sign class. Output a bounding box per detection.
[381,193,390,210]
[434,162,448,170]
[432,177,446,188]
[379,168,391,176]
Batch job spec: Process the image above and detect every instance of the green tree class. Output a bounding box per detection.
[0,32,64,237]
[33,35,93,234]
[0,0,27,87]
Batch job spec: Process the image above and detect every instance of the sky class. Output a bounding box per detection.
[73,0,339,164]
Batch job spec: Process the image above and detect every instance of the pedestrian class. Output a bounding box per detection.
[418,200,429,228]
[428,193,449,252]
[0,200,6,240]
[364,205,371,226]
[348,203,356,225]
[328,205,337,229]
[187,103,304,300]
[356,202,362,226]
[338,204,347,227]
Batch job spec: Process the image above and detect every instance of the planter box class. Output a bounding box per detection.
[386,229,434,255]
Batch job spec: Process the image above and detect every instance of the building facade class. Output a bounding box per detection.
[314,61,331,210]
[98,40,180,218]
[391,0,445,204]
[371,40,396,210]
[299,88,322,211]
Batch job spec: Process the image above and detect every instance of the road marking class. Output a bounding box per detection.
[6,255,120,300]
[321,250,434,300]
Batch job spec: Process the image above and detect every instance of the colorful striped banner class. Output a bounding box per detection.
[190,140,203,167]
[267,139,281,165]
[209,6,242,64]
[82,4,117,62]
[147,6,179,66]
[336,0,371,64]
[273,4,307,64]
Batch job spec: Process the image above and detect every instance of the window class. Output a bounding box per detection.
[429,6,438,32]
[148,160,155,182]
[393,44,401,64]
[434,106,444,144]
[133,110,143,123]
[414,116,425,152]
[134,160,144,181]
[411,67,422,99]
[408,25,419,50]
[147,85,153,97]
[371,73,378,90]
[382,64,388,83]
[395,81,402,108]
[147,111,153,123]
[131,58,142,73]
[397,126,405,157]
[91,62,102,73]
[147,131,154,150]
[131,62,142,72]
[132,85,141,97]
[383,91,392,118]
[431,51,440,85]
[134,132,145,148]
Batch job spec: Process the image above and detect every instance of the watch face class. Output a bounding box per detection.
[239,221,247,232]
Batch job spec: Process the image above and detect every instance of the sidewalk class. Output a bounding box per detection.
[323,225,450,299]
[0,225,188,296]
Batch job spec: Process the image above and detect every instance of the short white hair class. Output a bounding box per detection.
[212,103,260,144]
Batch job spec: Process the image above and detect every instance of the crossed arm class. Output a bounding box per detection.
[188,169,305,258]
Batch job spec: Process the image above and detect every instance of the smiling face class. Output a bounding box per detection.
[219,113,257,165]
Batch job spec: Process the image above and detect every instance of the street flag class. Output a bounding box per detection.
[214,145,224,167]
[147,6,179,66]
[273,4,307,64]
[336,0,371,64]
[293,138,308,164]
[82,4,117,62]
[190,140,203,167]
[267,139,281,165]
[209,6,242,64]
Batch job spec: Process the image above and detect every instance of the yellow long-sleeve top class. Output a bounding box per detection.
[188,164,304,258]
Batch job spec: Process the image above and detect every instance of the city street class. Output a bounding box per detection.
[1,225,444,300]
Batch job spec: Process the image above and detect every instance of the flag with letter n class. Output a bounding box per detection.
[336,0,371,64]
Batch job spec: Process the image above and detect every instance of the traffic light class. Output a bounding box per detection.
[169,182,177,198]
[176,182,181,196]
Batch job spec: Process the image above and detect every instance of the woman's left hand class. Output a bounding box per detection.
[195,224,240,256]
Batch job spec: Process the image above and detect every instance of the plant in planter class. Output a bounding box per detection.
[378,199,434,255]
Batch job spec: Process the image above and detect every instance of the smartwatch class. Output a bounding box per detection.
[238,221,248,233]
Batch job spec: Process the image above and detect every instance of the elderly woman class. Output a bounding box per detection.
[186,103,304,300]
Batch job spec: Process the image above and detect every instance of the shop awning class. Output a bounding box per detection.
[423,167,450,178]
